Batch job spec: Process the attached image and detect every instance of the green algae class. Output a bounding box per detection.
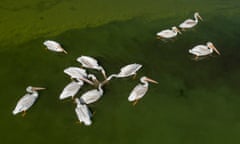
[0,0,240,144]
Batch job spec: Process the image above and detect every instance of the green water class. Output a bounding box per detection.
[1,0,240,144]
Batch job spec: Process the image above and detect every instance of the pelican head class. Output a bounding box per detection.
[207,42,221,55]
[88,74,97,81]
[88,74,99,85]
[172,26,182,34]
[194,12,203,21]
[26,86,45,93]
[140,76,158,84]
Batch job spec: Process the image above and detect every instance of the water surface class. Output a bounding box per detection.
[0,0,240,144]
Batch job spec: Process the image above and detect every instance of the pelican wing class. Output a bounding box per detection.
[64,67,87,79]
[156,29,177,38]
[43,40,63,52]
[59,81,83,100]
[179,19,197,28]
[80,89,102,104]
[75,104,92,125]
[183,19,196,25]
[13,94,37,114]
[77,56,99,68]
[190,45,212,56]
[128,84,148,101]
[118,64,142,77]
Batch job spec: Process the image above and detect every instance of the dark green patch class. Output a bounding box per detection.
[1,3,240,144]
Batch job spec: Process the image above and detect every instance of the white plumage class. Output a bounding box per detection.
[12,86,45,116]
[179,12,203,29]
[80,84,103,104]
[63,67,94,85]
[77,56,107,79]
[59,81,84,100]
[156,26,181,39]
[75,98,92,126]
[189,42,221,57]
[64,67,87,79]
[118,63,142,77]
[106,63,142,81]
[128,76,158,105]
[43,40,67,54]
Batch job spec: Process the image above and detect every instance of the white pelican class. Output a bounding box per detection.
[77,56,107,79]
[179,12,203,29]
[64,67,94,85]
[12,86,45,116]
[43,40,67,54]
[189,42,221,58]
[156,26,181,39]
[106,63,142,81]
[59,81,84,100]
[75,98,92,126]
[128,76,158,105]
[80,83,103,104]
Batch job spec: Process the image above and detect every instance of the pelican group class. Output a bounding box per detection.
[12,10,221,127]
[58,56,107,126]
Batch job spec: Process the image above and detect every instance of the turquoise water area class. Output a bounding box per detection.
[0,0,240,144]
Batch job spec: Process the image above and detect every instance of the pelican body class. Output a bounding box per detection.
[106,64,142,81]
[12,86,45,116]
[77,56,107,79]
[75,98,92,126]
[128,76,158,105]
[80,84,103,104]
[59,81,84,100]
[43,40,67,54]
[156,26,181,39]
[64,67,94,85]
[179,12,203,29]
[189,42,221,57]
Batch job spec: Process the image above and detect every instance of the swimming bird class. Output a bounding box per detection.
[12,86,45,116]
[179,12,203,29]
[189,42,221,59]
[105,63,142,82]
[64,67,94,85]
[59,81,84,100]
[77,56,107,79]
[75,98,92,126]
[156,26,181,39]
[80,83,103,104]
[128,76,158,106]
[43,40,68,54]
